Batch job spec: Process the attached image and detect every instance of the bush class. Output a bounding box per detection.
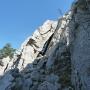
[0,43,16,59]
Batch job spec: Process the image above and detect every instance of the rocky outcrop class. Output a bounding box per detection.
[0,0,90,90]
[5,20,57,71]
[0,57,10,76]
[71,0,90,90]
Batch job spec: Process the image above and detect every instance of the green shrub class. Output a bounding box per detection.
[0,43,16,59]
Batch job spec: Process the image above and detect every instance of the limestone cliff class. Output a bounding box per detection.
[0,0,90,90]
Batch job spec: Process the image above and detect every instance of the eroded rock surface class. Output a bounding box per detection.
[0,0,90,90]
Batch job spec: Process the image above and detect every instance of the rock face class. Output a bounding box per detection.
[0,57,10,76]
[0,0,90,90]
[71,1,90,90]
[6,20,57,71]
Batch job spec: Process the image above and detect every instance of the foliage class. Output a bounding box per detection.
[0,43,16,59]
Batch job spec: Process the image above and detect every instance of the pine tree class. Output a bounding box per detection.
[0,43,16,59]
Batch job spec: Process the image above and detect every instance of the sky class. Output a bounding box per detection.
[0,0,74,49]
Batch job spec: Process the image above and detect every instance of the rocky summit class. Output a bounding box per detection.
[0,0,90,90]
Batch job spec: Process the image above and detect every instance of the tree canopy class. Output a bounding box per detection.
[0,43,16,59]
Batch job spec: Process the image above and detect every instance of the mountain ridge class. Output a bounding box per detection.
[0,0,90,90]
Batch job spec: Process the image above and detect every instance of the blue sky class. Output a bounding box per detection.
[0,0,74,49]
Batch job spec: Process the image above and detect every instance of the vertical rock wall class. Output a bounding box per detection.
[0,0,90,90]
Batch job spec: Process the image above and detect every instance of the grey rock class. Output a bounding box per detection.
[22,78,33,90]
[30,71,41,81]
[0,73,14,90]
[45,74,59,84]
[37,81,60,90]
[0,1,90,90]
